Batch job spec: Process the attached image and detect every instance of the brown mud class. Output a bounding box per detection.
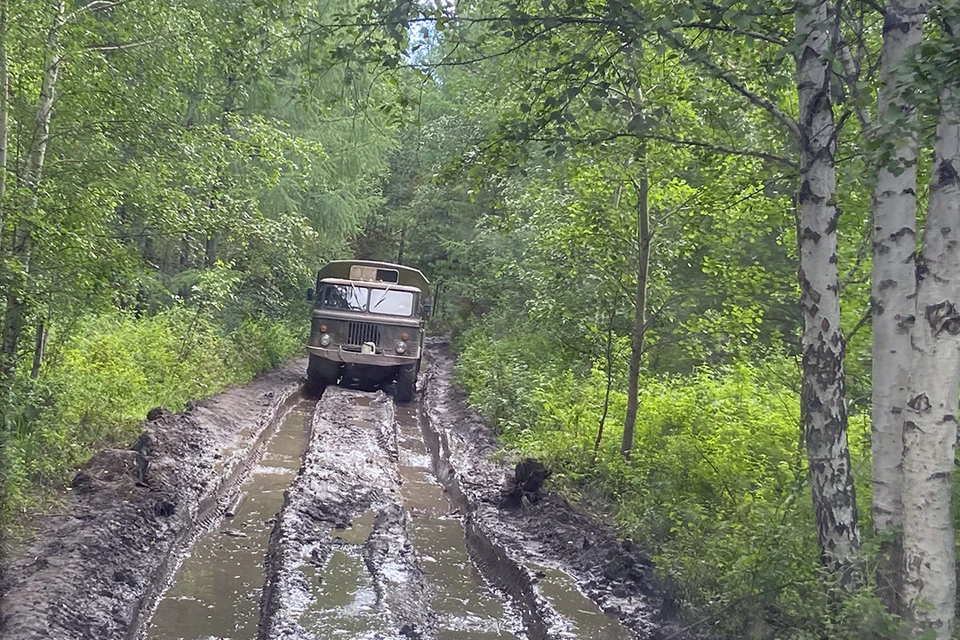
[394,402,519,640]
[420,339,683,639]
[257,387,431,640]
[0,359,307,640]
[0,343,680,640]
[145,398,315,640]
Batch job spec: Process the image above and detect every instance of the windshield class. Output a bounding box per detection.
[321,284,414,316]
[370,289,415,316]
[321,285,369,312]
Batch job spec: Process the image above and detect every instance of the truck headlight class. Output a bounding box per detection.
[320,334,332,347]
[395,341,407,354]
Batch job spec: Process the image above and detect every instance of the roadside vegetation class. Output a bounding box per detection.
[0,0,400,541]
[3,1,960,639]
[351,1,960,638]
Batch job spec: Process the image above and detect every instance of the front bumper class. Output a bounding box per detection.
[306,345,419,367]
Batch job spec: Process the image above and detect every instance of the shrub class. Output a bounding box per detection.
[455,326,895,638]
[0,306,304,534]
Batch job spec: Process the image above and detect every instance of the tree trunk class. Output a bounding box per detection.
[621,163,650,459]
[0,0,9,246]
[205,234,216,268]
[397,226,405,265]
[143,233,156,267]
[900,21,960,634]
[29,320,45,380]
[870,0,927,610]
[595,308,615,452]
[794,0,861,579]
[178,235,190,299]
[0,0,65,427]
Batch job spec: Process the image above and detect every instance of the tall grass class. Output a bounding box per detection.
[0,307,303,538]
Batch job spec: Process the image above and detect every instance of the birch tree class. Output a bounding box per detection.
[900,6,960,634]
[870,0,928,605]
[795,0,861,575]
[0,0,65,427]
[0,0,8,237]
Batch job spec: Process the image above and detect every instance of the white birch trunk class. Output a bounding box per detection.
[870,0,927,603]
[0,0,9,221]
[795,0,861,575]
[23,0,64,188]
[900,13,960,633]
[0,0,65,413]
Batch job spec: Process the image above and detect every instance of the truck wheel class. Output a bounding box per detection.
[395,364,417,403]
[306,355,339,396]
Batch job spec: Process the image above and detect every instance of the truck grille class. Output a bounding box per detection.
[346,321,381,347]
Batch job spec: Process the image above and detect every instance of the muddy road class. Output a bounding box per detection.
[0,342,682,640]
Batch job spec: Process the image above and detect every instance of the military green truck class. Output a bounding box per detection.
[306,260,429,401]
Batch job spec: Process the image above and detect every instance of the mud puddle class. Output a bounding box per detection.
[394,403,519,640]
[297,508,387,635]
[526,563,632,639]
[300,548,387,638]
[146,398,315,640]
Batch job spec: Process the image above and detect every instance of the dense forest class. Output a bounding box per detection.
[0,0,959,638]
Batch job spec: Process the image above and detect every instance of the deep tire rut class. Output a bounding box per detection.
[0,360,307,640]
[258,388,431,640]
[417,362,582,640]
[2,345,671,640]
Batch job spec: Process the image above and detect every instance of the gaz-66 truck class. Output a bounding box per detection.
[306,260,429,401]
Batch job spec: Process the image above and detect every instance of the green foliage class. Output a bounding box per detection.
[0,307,303,533]
[456,321,901,638]
[0,0,405,543]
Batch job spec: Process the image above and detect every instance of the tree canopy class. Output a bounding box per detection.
[3,0,960,637]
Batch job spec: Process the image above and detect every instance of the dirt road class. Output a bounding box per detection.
[0,342,680,640]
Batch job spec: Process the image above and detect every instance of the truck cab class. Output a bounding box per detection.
[306,260,429,401]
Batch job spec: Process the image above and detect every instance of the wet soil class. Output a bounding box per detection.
[146,399,315,640]
[394,402,519,640]
[420,340,682,639]
[1,342,679,640]
[258,387,431,640]
[0,360,307,640]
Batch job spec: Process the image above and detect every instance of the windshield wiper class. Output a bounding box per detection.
[350,282,364,309]
[373,284,392,310]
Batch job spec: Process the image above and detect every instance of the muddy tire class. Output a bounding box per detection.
[395,363,417,403]
[306,355,339,395]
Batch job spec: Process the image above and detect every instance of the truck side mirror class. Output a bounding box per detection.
[306,288,314,301]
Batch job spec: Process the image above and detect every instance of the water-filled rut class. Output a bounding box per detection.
[1,348,670,640]
[394,402,518,639]
[146,399,315,640]
[138,374,645,640]
[252,378,639,639]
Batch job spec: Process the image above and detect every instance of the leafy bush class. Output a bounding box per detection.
[0,307,304,535]
[456,326,898,639]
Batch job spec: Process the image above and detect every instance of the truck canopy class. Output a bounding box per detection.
[317,260,429,295]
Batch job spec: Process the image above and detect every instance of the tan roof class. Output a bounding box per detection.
[317,260,429,293]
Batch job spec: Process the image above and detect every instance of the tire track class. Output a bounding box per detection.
[258,388,431,640]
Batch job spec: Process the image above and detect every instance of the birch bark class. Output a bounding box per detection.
[0,0,66,423]
[900,9,960,633]
[870,0,927,605]
[795,0,861,575]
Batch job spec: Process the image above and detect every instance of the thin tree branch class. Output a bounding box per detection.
[676,22,789,46]
[843,306,872,347]
[684,52,801,140]
[86,39,158,52]
[525,131,797,169]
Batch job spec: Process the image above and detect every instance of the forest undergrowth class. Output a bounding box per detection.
[0,306,304,541]
[454,319,910,639]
